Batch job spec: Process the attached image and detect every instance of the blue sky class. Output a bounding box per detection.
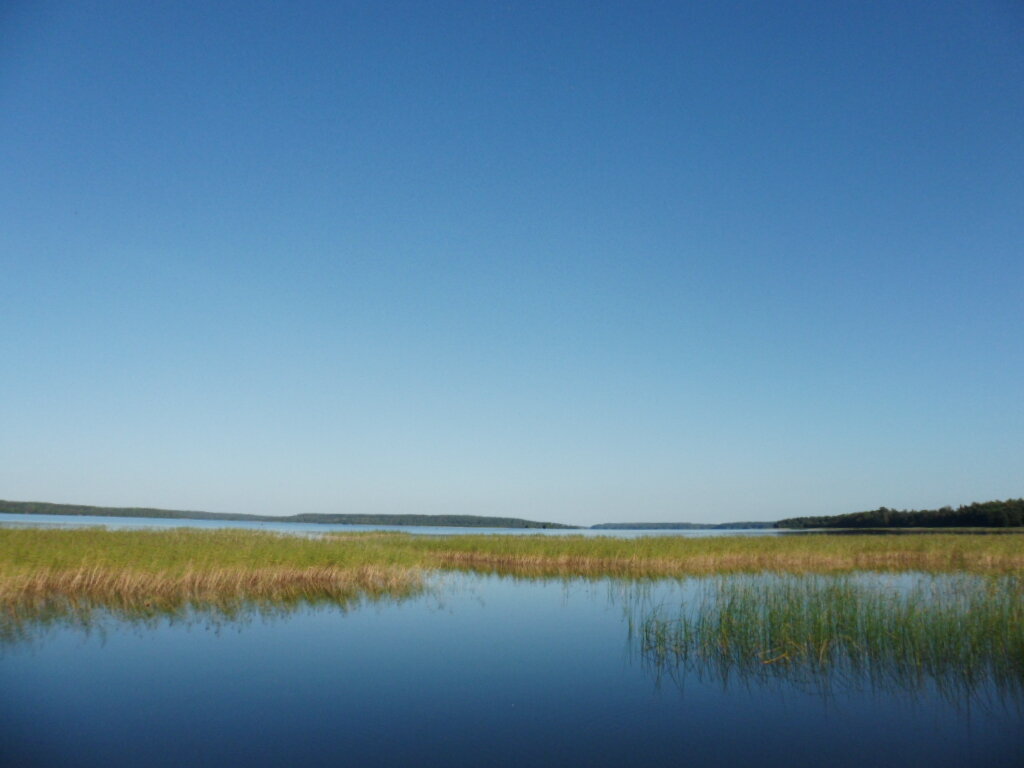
[2,1,1022,524]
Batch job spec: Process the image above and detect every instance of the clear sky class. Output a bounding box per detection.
[2,1,1022,525]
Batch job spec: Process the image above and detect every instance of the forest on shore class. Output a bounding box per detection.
[777,499,1024,529]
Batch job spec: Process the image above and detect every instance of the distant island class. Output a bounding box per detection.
[776,499,1024,529]
[0,500,578,529]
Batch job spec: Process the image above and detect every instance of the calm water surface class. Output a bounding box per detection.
[0,511,786,537]
[1,573,1020,767]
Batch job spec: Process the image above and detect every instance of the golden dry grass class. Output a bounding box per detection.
[1,564,421,605]
[1,526,1022,617]
[0,528,428,619]
[0,566,425,631]
[415,534,1024,577]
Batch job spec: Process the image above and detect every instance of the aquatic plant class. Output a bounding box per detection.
[638,573,1024,702]
[399,531,1024,576]
[0,564,425,646]
[0,528,427,642]
[3,526,1023,585]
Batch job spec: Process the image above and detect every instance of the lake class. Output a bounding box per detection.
[1,569,1021,767]
[0,511,785,537]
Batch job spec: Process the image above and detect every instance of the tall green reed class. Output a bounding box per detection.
[639,573,1024,703]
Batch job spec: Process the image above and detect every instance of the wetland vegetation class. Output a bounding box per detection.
[2,527,1022,663]
[3,524,1023,764]
[636,573,1024,704]
[2,526,1022,606]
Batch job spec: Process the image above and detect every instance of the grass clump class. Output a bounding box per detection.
[639,573,1024,700]
[0,528,425,633]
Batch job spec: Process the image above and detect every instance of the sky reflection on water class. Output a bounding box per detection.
[0,511,790,537]
[1,573,1021,767]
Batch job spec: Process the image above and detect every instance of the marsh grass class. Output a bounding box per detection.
[3,527,1023,705]
[388,530,1024,576]
[3,526,1023,582]
[1,564,422,611]
[2,526,1022,624]
[0,564,424,645]
[638,573,1024,703]
[0,528,427,640]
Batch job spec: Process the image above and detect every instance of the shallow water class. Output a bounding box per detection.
[1,573,1020,767]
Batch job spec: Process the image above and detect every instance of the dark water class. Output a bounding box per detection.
[1,574,1021,768]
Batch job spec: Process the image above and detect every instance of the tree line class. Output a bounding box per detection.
[776,498,1024,529]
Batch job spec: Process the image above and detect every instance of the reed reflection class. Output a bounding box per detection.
[0,566,426,646]
[622,573,1024,708]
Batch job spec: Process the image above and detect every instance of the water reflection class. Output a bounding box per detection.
[3,570,1022,710]
[0,578,427,647]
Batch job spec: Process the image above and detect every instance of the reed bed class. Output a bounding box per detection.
[639,573,1024,700]
[1,564,422,610]
[390,531,1024,576]
[3,526,1023,585]
[2,525,1020,639]
[0,528,427,634]
[0,527,423,572]
[3,527,1023,701]
[427,548,1021,577]
[0,566,426,646]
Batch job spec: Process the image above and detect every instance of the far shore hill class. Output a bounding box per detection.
[2,498,1021,530]
[0,500,765,530]
[0,500,578,529]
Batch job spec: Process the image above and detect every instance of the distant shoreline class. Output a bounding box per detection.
[0,501,774,530]
[3,497,1022,531]
[0,500,578,530]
